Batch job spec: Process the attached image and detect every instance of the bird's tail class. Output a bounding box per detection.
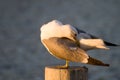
[87,56,109,67]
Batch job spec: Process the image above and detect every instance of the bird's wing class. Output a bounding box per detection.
[42,37,89,63]
[75,27,119,50]
[42,37,109,66]
[73,27,108,50]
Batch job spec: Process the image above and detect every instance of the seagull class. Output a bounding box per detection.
[40,20,119,68]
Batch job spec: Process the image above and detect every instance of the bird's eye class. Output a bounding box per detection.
[75,33,77,36]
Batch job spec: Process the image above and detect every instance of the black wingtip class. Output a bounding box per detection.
[104,41,120,46]
[103,64,110,67]
[106,64,110,67]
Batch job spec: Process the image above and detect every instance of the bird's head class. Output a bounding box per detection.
[40,20,78,42]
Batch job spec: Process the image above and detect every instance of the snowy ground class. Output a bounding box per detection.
[0,0,120,80]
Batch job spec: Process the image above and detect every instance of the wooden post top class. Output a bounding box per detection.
[45,66,88,71]
[45,66,88,80]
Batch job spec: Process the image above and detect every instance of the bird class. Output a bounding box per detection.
[40,20,119,68]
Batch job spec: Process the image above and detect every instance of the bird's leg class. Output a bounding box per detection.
[61,60,69,68]
[64,60,69,68]
[55,60,69,69]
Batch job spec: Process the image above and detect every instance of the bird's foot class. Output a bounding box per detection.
[55,65,69,69]
[54,60,70,69]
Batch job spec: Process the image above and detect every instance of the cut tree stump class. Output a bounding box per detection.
[45,66,88,80]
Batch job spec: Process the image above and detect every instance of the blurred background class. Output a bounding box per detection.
[0,0,120,80]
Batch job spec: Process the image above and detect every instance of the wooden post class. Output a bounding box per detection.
[45,66,88,80]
